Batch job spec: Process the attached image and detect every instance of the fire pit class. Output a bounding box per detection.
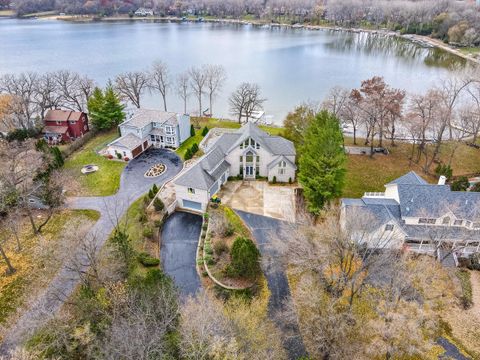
[144,163,166,178]
[81,164,99,174]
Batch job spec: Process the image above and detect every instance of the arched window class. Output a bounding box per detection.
[279,161,286,168]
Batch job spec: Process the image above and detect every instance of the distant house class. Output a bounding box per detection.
[174,122,296,212]
[42,109,89,144]
[106,109,190,160]
[134,8,154,16]
[341,171,480,265]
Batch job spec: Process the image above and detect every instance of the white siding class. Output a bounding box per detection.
[175,184,209,212]
[177,114,191,144]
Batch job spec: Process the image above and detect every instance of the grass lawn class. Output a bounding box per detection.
[176,129,204,160]
[63,130,126,196]
[343,137,480,198]
[459,47,480,55]
[0,210,99,330]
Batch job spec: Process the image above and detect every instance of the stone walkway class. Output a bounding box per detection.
[0,149,182,354]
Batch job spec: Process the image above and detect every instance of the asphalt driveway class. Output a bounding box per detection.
[235,210,307,360]
[161,211,202,297]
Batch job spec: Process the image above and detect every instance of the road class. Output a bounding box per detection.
[0,149,182,354]
[235,210,307,360]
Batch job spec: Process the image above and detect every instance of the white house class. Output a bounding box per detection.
[107,109,190,160]
[341,171,480,264]
[134,8,154,16]
[174,122,296,212]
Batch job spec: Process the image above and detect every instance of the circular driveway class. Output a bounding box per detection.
[120,148,182,196]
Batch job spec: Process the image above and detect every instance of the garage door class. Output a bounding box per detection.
[132,145,143,158]
[183,200,202,211]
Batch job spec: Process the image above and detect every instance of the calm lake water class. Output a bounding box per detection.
[0,18,465,124]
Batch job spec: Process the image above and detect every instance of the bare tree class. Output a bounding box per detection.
[53,70,94,112]
[176,71,190,115]
[114,71,149,108]
[229,82,266,123]
[204,64,226,116]
[149,60,170,111]
[322,86,348,117]
[189,66,207,116]
[0,72,39,129]
[0,236,15,275]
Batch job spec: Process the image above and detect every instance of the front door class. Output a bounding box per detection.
[245,166,255,178]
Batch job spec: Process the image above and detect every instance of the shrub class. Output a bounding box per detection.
[451,176,469,191]
[143,195,150,205]
[153,219,162,228]
[435,163,453,180]
[204,242,213,255]
[124,157,129,161]
[152,184,159,194]
[6,128,38,142]
[184,148,193,160]
[203,213,209,220]
[137,213,147,224]
[272,176,277,184]
[143,226,154,239]
[148,189,155,199]
[202,224,208,231]
[137,252,160,267]
[289,177,292,184]
[153,197,165,212]
[191,143,199,154]
[190,124,195,137]
[229,237,261,279]
[213,239,229,255]
[456,269,473,309]
[116,152,122,159]
[107,154,113,159]
[201,126,209,136]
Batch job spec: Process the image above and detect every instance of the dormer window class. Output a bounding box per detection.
[454,220,463,226]
[279,161,286,168]
[418,218,436,224]
[442,217,450,225]
[188,188,195,194]
[385,224,394,231]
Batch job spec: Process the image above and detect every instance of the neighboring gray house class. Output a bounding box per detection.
[341,171,480,263]
[107,109,190,159]
[134,7,154,16]
[174,122,296,211]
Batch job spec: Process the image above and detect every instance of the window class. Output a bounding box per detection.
[166,137,174,143]
[150,135,155,141]
[256,143,260,149]
[256,156,260,163]
[69,120,76,124]
[250,139,256,147]
[165,126,174,135]
[187,188,195,194]
[418,218,436,224]
[385,224,394,231]
[239,166,243,175]
[246,154,254,163]
[56,121,62,125]
[239,156,243,162]
[123,151,127,156]
[466,221,472,227]
[442,217,450,225]
[278,168,285,175]
[454,220,463,226]
[256,166,259,175]
[279,161,286,168]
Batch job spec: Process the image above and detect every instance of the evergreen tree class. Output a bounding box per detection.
[190,124,195,137]
[298,110,346,215]
[103,86,126,128]
[184,148,193,160]
[201,126,209,136]
[87,87,125,130]
[229,237,261,279]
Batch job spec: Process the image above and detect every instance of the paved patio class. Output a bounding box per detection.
[218,181,297,222]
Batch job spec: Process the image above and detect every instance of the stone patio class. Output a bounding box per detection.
[218,181,297,222]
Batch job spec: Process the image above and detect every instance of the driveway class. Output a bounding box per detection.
[0,149,183,354]
[235,210,306,360]
[161,211,202,297]
[219,181,297,222]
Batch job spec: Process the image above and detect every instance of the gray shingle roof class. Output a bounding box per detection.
[267,155,297,170]
[108,133,142,149]
[122,109,178,129]
[386,171,428,186]
[175,122,295,190]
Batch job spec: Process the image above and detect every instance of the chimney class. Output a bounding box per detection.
[438,175,447,185]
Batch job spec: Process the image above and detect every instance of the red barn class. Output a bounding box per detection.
[42,109,89,144]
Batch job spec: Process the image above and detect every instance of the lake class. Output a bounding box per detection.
[0,18,465,124]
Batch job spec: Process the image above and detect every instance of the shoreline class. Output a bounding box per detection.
[43,14,480,65]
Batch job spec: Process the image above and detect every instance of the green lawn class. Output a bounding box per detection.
[459,47,480,55]
[343,137,480,198]
[63,130,126,196]
[176,129,204,160]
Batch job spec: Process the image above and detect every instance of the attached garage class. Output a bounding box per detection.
[132,145,143,158]
[182,200,203,211]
